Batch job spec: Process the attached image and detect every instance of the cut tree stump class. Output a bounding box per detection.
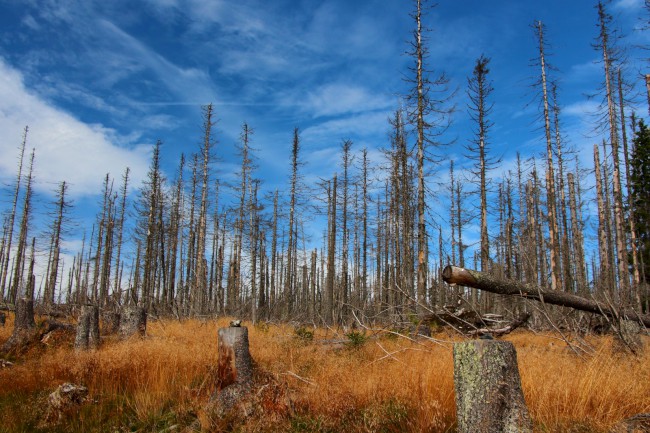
[118,305,146,339]
[74,305,100,351]
[1,297,36,355]
[454,339,533,433]
[215,326,254,412]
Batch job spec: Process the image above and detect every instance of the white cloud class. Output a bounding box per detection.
[0,58,151,198]
[614,0,643,11]
[301,83,395,118]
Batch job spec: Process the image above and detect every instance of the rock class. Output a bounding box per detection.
[609,413,650,433]
[44,383,88,424]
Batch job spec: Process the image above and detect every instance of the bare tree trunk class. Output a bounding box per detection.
[454,340,533,433]
[44,182,68,305]
[113,168,130,306]
[598,3,630,299]
[326,177,337,324]
[74,304,100,351]
[552,83,572,293]
[594,144,615,294]
[568,173,587,293]
[536,21,561,292]
[119,304,147,339]
[1,126,27,303]
[9,150,35,304]
[340,140,352,321]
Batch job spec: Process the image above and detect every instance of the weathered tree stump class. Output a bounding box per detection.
[453,340,533,433]
[14,297,35,329]
[215,326,254,412]
[613,320,644,355]
[74,305,100,351]
[102,310,121,334]
[118,305,146,339]
[0,311,5,327]
[1,297,36,355]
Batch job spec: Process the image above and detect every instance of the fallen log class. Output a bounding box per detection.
[442,265,650,328]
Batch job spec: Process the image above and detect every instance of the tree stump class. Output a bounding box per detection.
[453,340,533,433]
[14,297,35,329]
[215,326,254,412]
[1,297,36,355]
[613,320,644,355]
[118,305,146,340]
[102,310,121,334]
[74,305,100,351]
[0,311,5,327]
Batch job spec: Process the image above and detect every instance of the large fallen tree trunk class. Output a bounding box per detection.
[442,265,650,328]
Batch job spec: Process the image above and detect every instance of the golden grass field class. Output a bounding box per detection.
[0,314,648,432]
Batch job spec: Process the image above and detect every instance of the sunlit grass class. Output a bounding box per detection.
[0,314,648,432]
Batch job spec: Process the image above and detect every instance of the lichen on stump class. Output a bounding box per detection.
[74,305,100,351]
[118,305,146,339]
[1,297,36,355]
[453,339,533,433]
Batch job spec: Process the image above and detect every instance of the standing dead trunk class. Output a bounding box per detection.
[74,304,100,350]
[454,340,533,433]
[1,297,35,354]
[119,305,146,339]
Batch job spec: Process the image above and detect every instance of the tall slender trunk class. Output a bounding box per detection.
[536,21,561,291]
[1,126,27,303]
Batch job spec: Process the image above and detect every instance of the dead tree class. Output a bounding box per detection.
[74,304,100,350]
[119,304,147,339]
[454,339,533,433]
[1,297,35,354]
[442,265,650,328]
[0,126,27,303]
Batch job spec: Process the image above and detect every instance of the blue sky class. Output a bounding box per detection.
[0,0,648,276]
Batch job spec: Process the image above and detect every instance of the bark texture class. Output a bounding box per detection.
[119,305,147,339]
[74,305,100,351]
[454,340,533,433]
[442,266,650,328]
[214,326,254,413]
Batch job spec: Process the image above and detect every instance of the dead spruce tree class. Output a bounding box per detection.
[466,55,499,274]
[405,0,452,309]
[1,126,28,304]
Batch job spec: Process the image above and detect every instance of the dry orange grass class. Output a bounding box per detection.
[0,315,648,432]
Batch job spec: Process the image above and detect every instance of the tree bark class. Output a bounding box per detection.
[454,340,533,433]
[214,326,254,413]
[119,305,146,339]
[74,304,100,351]
[442,265,650,327]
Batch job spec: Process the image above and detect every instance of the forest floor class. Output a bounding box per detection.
[0,313,648,433]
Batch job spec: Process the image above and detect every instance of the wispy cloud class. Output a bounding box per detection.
[0,58,150,198]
